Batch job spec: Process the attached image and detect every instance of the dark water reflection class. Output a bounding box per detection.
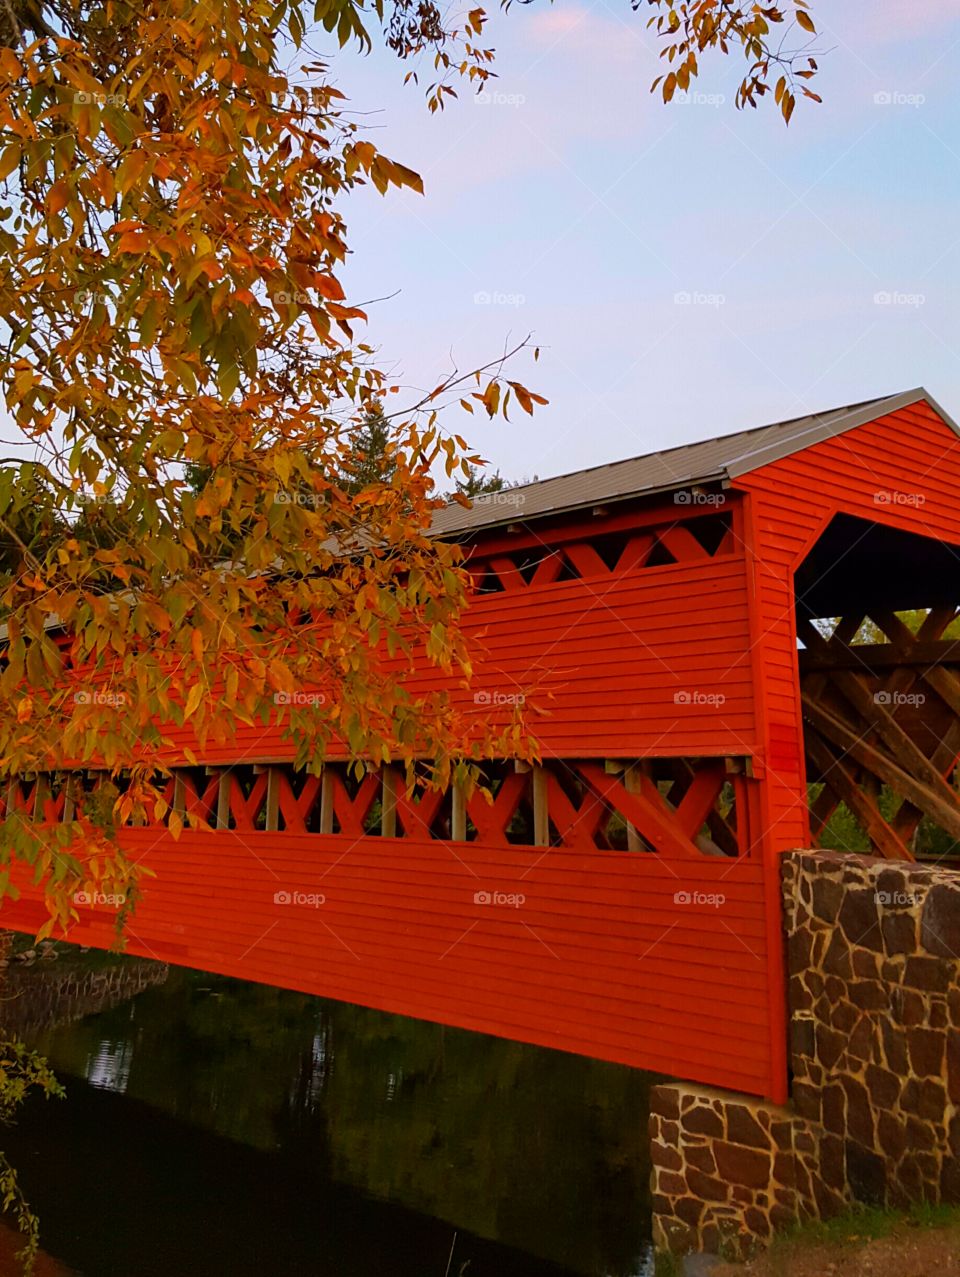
[2,954,654,1277]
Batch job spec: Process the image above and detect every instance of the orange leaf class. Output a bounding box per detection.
[314,274,345,301]
[48,181,70,215]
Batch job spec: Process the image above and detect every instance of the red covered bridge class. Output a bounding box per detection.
[6,387,960,1104]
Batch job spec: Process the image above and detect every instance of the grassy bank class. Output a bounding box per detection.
[656,1203,960,1275]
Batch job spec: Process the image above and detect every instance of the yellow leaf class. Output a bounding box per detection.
[116,150,148,197]
[184,683,204,719]
[0,144,20,181]
[0,48,21,79]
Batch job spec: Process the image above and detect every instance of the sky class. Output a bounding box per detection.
[315,0,960,484]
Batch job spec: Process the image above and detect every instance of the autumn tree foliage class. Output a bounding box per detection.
[645,0,822,122]
[0,0,549,932]
[0,0,820,932]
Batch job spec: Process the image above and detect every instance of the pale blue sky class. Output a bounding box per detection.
[327,0,960,481]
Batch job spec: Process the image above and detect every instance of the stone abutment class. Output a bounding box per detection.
[651,849,960,1260]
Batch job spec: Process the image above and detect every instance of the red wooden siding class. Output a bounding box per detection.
[156,543,759,767]
[2,829,774,1096]
[736,399,960,856]
[396,556,758,759]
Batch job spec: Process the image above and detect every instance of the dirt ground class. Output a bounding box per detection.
[709,1221,960,1277]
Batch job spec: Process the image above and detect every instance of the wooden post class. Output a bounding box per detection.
[172,771,187,816]
[62,774,76,823]
[216,771,231,831]
[381,766,398,838]
[264,767,280,832]
[532,765,549,847]
[451,783,466,842]
[319,767,334,834]
[624,763,642,852]
[32,774,49,822]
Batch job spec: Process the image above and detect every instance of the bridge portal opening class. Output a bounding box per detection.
[795,513,960,862]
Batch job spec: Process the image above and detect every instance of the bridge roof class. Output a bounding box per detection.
[431,386,955,538]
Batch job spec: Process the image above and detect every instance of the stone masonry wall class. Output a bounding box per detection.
[649,1083,844,1260]
[651,848,960,1260]
[785,849,960,1207]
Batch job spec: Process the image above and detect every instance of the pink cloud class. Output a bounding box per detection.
[825,0,960,46]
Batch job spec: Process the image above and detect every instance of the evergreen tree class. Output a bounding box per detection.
[454,465,506,499]
[341,403,397,495]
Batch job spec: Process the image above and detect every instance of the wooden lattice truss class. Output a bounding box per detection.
[6,756,755,857]
[466,508,734,595]
[798,609,960,861]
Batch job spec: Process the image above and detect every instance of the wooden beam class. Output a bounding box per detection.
[893,717,960,842]
[488,556,526,592]
[918,607,959,640]
[805,728,913,861]
[467,773,526,842]
[615,534,655,574]
[578,763,700,857]
[703,804,740,858]
[666,759,738,855]
[799,640,960,674]
[658,524,710,563]
[809,780,840,838]
[833,614,867,645]
[870,610,918,646]
[675,761,727,839]
[545,773,606,849]
[802,694,960,842]
[921,665,960,720]
[457,495,730,562]
[562,542,609,579]
[330,772,380,838]
[828,669,960,818]
[396,784,445,839]
[530,553,564,587]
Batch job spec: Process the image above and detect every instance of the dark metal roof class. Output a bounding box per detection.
[431,387,956,539]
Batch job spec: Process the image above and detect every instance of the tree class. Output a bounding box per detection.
[0,0,551,935]
[0,1039,63,1275]
[0,0,824,939]
[454,464,506,499]
[340,402,398,495]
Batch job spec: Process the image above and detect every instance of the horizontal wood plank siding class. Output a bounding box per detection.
[156,552,760,764]
[2,829,774,1095]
